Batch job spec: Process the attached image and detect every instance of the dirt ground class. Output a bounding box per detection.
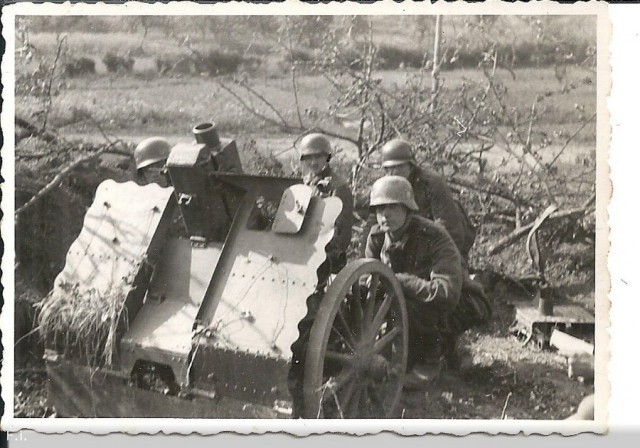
[14,286,595,420]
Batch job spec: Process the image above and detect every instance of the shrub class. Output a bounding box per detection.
[63,57,96,77]
[285,47,315,64]
[103,52,134,73]
[196,50,244,76]
[376,44,426,70]
[171,56,197,75]
[240,139,285,177]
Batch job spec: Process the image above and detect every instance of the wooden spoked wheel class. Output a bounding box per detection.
[303,259,408,418]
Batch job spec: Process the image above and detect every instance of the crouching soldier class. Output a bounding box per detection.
[289,133,354,416]
[379,138,476,262]
[299,132,354,275]
[365,176,491,387]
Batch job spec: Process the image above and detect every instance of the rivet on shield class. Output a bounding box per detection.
[241,310,255,323]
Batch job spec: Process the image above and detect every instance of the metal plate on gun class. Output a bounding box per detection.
[272,185,312,234]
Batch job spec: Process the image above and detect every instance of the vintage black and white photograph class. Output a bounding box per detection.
[2,1,608,433]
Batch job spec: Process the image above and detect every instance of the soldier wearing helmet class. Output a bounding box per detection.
[366,176,491,386]
[299,133,353,273]
[134,137,171,187]
[288,133,354,416]
[379,139,476,261]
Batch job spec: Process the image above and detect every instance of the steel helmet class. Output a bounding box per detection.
[299,133,332,159]
[134,137,171,171]
[369,175,419,211]
[380,139,415,167]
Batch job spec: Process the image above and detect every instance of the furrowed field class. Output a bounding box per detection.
[13,15,597,419]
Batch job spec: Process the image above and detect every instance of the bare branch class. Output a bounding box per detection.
[234,79,292,129]
[15,143,118,219]
[41,35,67,133]
[216,80,298,132]
[488,192,595,255]
[449,176,532,207]
[16,115,59,143]
[284,17,305,129]
[547,112,597,169]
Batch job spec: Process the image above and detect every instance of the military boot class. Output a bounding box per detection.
[403,337,442,390]
[442,334,472,371]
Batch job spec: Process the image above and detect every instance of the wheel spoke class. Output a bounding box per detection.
[351,281,362,301]
[325,350,354,366]
[347,383,363,418]
[359,381,373,417]
[367,383,385,415]
[320,370,356,419]
[350,287,364,336]
[373,326,401,353]
[363,274,379,330]
[369,292,395,338]
[334,377,356,418]
[325,367,356,392]
[335,307,357,348]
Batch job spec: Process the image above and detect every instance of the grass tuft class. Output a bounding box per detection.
[38,282,130,367]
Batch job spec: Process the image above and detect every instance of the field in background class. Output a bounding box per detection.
[17,15,597,162]
[23,15,597,58]
[16,64,596,185]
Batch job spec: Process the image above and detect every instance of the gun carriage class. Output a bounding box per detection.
[42,124,409,418]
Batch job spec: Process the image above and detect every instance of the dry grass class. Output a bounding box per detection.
[38,282,129,367]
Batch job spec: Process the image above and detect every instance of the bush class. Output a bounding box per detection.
[285,47,315,64]
[171,56,197,75]
[333,45,365,71]
[196,50,244,76]
[376,44,426,70]
[63,57,96,77]
[240,139,285,177]
[103,52,134,73]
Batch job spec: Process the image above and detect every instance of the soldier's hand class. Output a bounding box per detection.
[316,178,331,195]
[394,272,413,283]
[394,273,418,300]
[395,272,436,303]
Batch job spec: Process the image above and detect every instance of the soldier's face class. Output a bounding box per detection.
[139,165,169,187]
[384,163,412,179]
[375,204,408,233]
[300,154,327,177]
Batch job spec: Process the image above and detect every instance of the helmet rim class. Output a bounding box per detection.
[381,159,413,168]
[369,175,419,211]
[136,156,167,171]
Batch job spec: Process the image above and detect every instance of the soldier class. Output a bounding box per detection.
[289,133,354,416]
[299,132,354,274]
[133,137,171,187]
[379,138,476,261]
[365,176,491,386]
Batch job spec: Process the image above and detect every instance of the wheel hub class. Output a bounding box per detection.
[352,343,389,380]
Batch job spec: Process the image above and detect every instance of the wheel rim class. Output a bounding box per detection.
[303,259,408,418]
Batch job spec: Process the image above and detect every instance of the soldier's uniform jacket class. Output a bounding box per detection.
[410,166,476,259]
[304,166,354,257]
[365,214,463,312]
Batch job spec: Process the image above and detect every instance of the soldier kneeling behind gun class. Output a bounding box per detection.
[288,132,354,417]
[365,176,492,388]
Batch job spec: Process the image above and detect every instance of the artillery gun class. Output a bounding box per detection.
[41,124,410,418]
